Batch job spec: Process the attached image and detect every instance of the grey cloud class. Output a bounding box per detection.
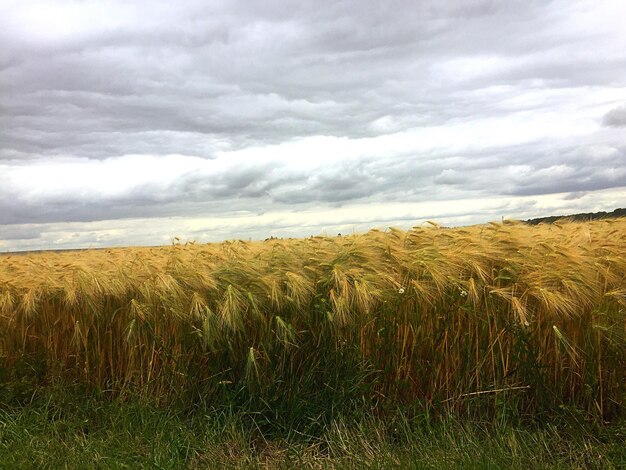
[434,169,465,185]
[0,225,43,241]
[603,105,626,127]
[1,0,625,243]
[2,187,621,253]
[563,191,588,200]
[505,144,626,196]
[418,142,626,197]
[2,139,625,226]
[2,0,619,161]
[510,170,626,197]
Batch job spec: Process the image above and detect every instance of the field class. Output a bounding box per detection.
[1,219,625,467]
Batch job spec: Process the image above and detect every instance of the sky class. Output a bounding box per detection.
[1,0,625,251]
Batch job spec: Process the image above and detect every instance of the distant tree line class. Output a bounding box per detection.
[525,207,626,225]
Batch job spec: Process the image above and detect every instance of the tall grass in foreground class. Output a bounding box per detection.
[1,219,625,424]
[2,387,625,469]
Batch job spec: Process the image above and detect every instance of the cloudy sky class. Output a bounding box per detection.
[1,0,625,251]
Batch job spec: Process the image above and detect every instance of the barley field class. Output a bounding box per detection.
[1,219,625,422]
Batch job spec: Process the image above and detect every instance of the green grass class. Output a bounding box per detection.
[0,386,624,469]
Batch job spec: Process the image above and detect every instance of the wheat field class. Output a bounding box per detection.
[1,219,625,419]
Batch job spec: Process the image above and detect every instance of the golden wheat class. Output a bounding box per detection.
[0,219,624,417]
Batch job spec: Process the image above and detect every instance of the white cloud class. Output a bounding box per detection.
[1,0,625,249]
[3,186,626,252]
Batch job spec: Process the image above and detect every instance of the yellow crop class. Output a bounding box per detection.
[1,219,624,418]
